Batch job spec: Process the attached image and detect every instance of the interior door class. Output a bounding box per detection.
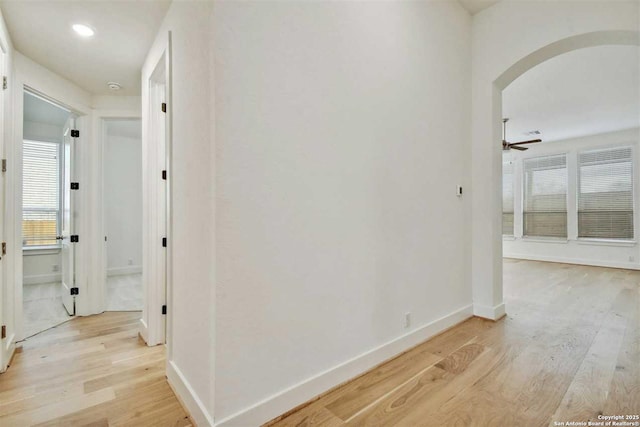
[60,118,76,315]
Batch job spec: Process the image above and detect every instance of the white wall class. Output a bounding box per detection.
[142,2,215,425]
[104,120,142,276]
[503,128,640,269]
[471,0,640,320]
[213,1,472,424]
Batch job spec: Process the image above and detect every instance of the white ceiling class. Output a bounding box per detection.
[0,0,171,96]
[457,0,500,15]
[503,45,640,144]
[24,91,70,127]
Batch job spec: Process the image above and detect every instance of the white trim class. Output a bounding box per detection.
[213,305,473,427]
[521,237,569,244]
[23,273,61,285]
[90,110,142,317]
[23,246,61,256]
[575,238,636,247]
[107,266,142,277]
[472,302,506,320]
[504,254,640,270]
[167,360,214,427]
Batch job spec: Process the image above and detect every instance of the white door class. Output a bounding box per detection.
[60,119,76,315]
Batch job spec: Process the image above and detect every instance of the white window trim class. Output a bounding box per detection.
[576,144,635,241]
[23,245,61,256]
[576,238,636,247]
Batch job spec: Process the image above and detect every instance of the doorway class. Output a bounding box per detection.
[103,118,143,311]
[21,90,79,338]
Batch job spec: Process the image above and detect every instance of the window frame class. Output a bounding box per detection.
[576,144,635,242]
[502,159,515,237]
[521,152,569,240]
[22,138,63,251]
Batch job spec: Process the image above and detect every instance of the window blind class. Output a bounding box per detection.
[503,160,514,235]
[578,147,633,240]
[523,154,567,238]
[23,140,60,247]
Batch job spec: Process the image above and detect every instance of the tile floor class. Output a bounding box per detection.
[105,273,143,311]
[22,281,72,339]
[22,273,143,338]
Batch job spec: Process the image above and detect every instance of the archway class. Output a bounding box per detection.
[472,29,640,320]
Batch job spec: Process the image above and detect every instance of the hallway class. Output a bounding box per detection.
[0,312,191,426]
[268,260,640,426]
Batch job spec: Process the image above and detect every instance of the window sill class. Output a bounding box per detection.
[521,237,569,244]
[23,246,61,256]
[576,238,636,247]
[502,235,516,241]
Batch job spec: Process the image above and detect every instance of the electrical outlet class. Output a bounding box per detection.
[128,258,133,266]
[403,312,411,329]
[52,264,59,272]
[629,256,635,262]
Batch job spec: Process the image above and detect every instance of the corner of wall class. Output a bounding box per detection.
[167,360,215,427]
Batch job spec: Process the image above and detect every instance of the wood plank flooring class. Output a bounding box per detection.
[267,260,640,427]
[0,311,192,427]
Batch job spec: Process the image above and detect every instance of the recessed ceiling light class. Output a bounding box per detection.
[72,24,95,37]
[107,82,122,91]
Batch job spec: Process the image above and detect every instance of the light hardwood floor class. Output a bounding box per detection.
[0,311,192,426]
[267,260,640,427]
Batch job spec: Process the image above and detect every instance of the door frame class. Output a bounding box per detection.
[9,79,89,342]
[141,33,172,350]
[89,112,142,315]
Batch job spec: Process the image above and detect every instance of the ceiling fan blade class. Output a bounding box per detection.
[510,145,528,151]
[509,138,542,146]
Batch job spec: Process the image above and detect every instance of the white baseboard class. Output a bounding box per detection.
[473,302,506,320]
[23,273,61,285]
[167,360,214,427]
[504,254,640,271]
[107,265,142,276]
[214,304,474,427]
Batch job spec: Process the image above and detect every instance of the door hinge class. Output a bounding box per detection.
[70,287,79,296]
[3,76,7,90]
[1,242,6,256]
[70,235,79,243]
[1,325,5,339]
[162,170,166,180]
[71,182,79,190]
[161,103,167,113]
[71,129,80,138]
[162,305,167,315]
[162,237,167,247]
[1,159,6,172]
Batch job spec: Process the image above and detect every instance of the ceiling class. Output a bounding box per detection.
[24,91,70,127]
[503,45,640,144]
[0,0,171,96]
[457,0,500,15]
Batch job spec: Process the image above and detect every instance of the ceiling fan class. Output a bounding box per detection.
[502,118,542,151]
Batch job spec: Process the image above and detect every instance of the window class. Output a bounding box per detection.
[523,154,567,238]
[23,140,60,247]
[502,160,514,235]
[578,147,633,240]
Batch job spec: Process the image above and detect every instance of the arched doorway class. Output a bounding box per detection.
[472,29,640,320]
